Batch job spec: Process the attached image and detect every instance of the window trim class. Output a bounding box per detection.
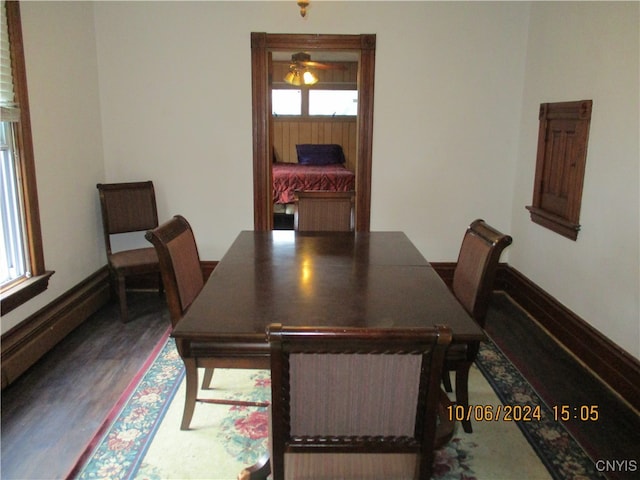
[1,1,52,316]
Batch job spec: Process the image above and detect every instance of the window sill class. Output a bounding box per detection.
[526,206,580,241]
[1,271,55,316]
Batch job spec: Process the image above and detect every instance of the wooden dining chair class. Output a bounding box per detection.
[97,181,162,323]
[144,215,203,330]
[146,215,267,430]
[294,190,355,232]
[240,323,453,480]
[444,218,512,433]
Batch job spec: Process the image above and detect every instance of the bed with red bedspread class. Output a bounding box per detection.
[272,162,356,205]
[272,144,355,205]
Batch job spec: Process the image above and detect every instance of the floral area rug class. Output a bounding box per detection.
[475,338,601,479]
[69,334,600,480]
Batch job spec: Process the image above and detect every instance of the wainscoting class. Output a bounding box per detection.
[0,261,217,391]
[432,262,640,413]
[272,117,358,172]
[2,261,638,413]
[1,268,111,390]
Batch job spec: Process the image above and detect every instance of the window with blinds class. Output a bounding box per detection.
[0,0,51,314]
[1,0,30,289]
[0,0,15,113]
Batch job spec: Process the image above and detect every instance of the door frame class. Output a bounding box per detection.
[251,32,376,231]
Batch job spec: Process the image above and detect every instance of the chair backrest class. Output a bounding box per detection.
[96,181,158,255]
[294,190,355,232]
[267,323,452,480]
[145,215,204,327]
[452,219,512,327]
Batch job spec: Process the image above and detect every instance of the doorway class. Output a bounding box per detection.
[250,32,376,232]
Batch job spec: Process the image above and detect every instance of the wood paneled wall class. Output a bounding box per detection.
[273,117,357,172]
[271,60,358,172]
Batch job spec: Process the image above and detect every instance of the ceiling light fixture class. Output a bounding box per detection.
[284,52,320,86]
[297,1,309,18]
[284,65,318,86]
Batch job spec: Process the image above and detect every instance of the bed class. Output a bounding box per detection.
[272,144,356,205]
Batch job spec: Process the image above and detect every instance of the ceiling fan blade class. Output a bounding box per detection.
[301,61,346,70]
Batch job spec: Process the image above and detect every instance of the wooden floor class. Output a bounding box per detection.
[1,292,171,480]
[485,293,640,480]
[1,291,638,479]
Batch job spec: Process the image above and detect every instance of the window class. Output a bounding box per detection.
[526,100,592,241]
[1,121,29,287]
[309,90,358,116]
[272,88,358,117]
[1,1,51,315]
[272,89,301,116]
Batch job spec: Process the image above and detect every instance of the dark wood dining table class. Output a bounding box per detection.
[171,230,485,431]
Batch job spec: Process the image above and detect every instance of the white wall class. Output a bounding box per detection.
[5,2,638,360]
[92,0,528,259]
[2,2,105,334]
[510,2,639,358]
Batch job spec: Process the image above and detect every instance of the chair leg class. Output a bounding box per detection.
[181,357,198,430]
[116,273,129,323]
[201,367,215,390]
[158,272,164,295]
[455,361,473,433]
[238,455,270,480]
[442,369,453,392]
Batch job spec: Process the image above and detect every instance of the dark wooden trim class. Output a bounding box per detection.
[251,32,271,231]
[526,206,580,241]
[526,100,592,240]
[201,260,218,281]
[431,262,640,411]
[430,262,456,288]
[1,271,54,316]
[4,259,637,414]
[355,34,375,232]
[251,32,375,232]
[1,267,111,390]
[500,266,640,412]
[4,2,49,311]
[0,260,218,389]
[431,262,511,291]
[126,260,218,290]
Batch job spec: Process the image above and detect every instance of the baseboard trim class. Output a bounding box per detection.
[201,261,218,281]
[432,262,640,412]
[4,260,638,412]
[0,261,220,390]
[1,267,111,390]
[499,266,640,413]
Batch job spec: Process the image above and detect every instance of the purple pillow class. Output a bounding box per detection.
[296,144,346,165]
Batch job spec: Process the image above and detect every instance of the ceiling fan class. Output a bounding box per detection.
[289,52,345,71]
[284,52,345,86]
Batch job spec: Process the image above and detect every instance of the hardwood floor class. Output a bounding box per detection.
[485,293,640,480]
[1,290,638,479]
[1,292,171,480]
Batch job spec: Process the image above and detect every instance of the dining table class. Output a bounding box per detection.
[171,230,485,428]
[173,230,486,478]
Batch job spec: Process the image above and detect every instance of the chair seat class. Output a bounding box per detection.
[97,181,161,322]
[109,247,159,271]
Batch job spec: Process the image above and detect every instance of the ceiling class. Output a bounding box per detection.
[271,51,360,62]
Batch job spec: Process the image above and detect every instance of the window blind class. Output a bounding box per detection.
[0,0,19,121]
